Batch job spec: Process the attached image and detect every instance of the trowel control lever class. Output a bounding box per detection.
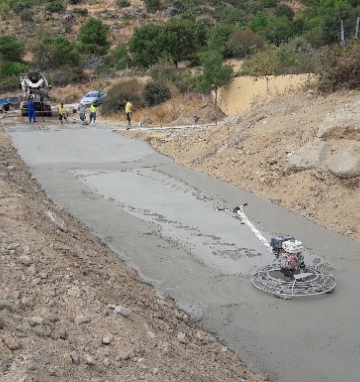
[233,203,248,213]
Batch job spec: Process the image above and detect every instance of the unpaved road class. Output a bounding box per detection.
[6,122,360,382]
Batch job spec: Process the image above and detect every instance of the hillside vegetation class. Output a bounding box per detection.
[1,0,360,112]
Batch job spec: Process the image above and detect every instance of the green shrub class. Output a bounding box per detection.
[108,43,132,69]
[19,9,34,22]
[0,3,11,20]
[318,40,360,92]
[144,0,161,13]
[142,81,171,107]
[116,0,130,8]
[45,1,65,13]
[78,17,110,55]
[9,0,32,14]
[47,65,87,86]
[149,60,176,82]
[101,79,143,116]
[219,7,245,26]
[242,38,319,76]
[226,28,264,58]
[0,61,27,78]
[260,0,277,8]
[71,7,88,16]
[0,35,25,62]
[0,75,19,91]
[274,4,295,20]
[68,0,82,4]
[171,70,195,93]
[149,61,195,93]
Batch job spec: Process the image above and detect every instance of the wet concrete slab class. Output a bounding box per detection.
[7,124,360,382]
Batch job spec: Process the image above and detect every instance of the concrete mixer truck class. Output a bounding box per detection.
[20,70,52,117]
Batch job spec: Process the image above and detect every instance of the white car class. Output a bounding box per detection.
[80,91,107,106]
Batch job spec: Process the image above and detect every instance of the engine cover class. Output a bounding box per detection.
[282,239,303,254]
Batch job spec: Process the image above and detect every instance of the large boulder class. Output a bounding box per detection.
[287,139,326,171]
[327,145,360,178]
[318,101,360,140]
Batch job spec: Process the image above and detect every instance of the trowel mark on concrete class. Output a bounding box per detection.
[73,167,271,275]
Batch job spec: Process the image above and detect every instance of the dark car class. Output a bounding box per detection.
[80,91,107,107]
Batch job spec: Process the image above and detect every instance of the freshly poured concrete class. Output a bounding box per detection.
[7,124,360,382]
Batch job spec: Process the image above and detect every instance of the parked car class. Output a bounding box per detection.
[80,91,107,106]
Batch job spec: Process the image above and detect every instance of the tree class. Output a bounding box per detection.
[129,24,166,67]
[251,13,298,46]
[32,34,81,69]
[194,49,233,93]
[78,17,110,55]
[129,12,207,67]
[162,15,207,66]
[0,34,24,62]
[109,43,132,69]
[207,24,233,54]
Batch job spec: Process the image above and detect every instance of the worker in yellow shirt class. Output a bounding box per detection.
[125,99,133,129]
[89,103,97,124]
[57,103,68,124]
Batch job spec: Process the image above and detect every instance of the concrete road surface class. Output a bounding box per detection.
[7,123,360,382]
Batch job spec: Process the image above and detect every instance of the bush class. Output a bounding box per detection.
[47,65,87,86]
[108,43,132,69]
[68,0,82,4]
[260,0,277,8]
[0,75,19,91]
[318,40,360,92]
[19,9,34,22]
[45,1,65,13]
[0,35,25,62]
[226,28,264,58]
[242,38,319,76]
[144,0,161,13]
[101,79,143,116]
[0,61,27,78]
[142,81,171,107]
[71,7,88,16]
[149,61,195,93]
[9,0,32,14]
[116,0,130,8]
[274,4,295,20]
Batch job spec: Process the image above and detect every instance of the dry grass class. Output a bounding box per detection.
[135,94,215,125]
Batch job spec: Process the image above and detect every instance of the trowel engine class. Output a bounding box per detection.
[270,236,305,278]
[219,203,337,297]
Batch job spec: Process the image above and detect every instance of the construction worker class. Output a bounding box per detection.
[77,102,86,123]
[27,96,36,123]
[57,102,68,124]
[125,99,133,129]
[89,103,96,124]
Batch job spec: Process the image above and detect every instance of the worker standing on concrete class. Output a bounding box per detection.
[89,104,97,124]
[125,99,133,129]
[77,102,86,123]
[27,96,36,123]
[57,103,68,124]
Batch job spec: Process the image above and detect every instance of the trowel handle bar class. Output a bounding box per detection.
[233,203,248,212]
